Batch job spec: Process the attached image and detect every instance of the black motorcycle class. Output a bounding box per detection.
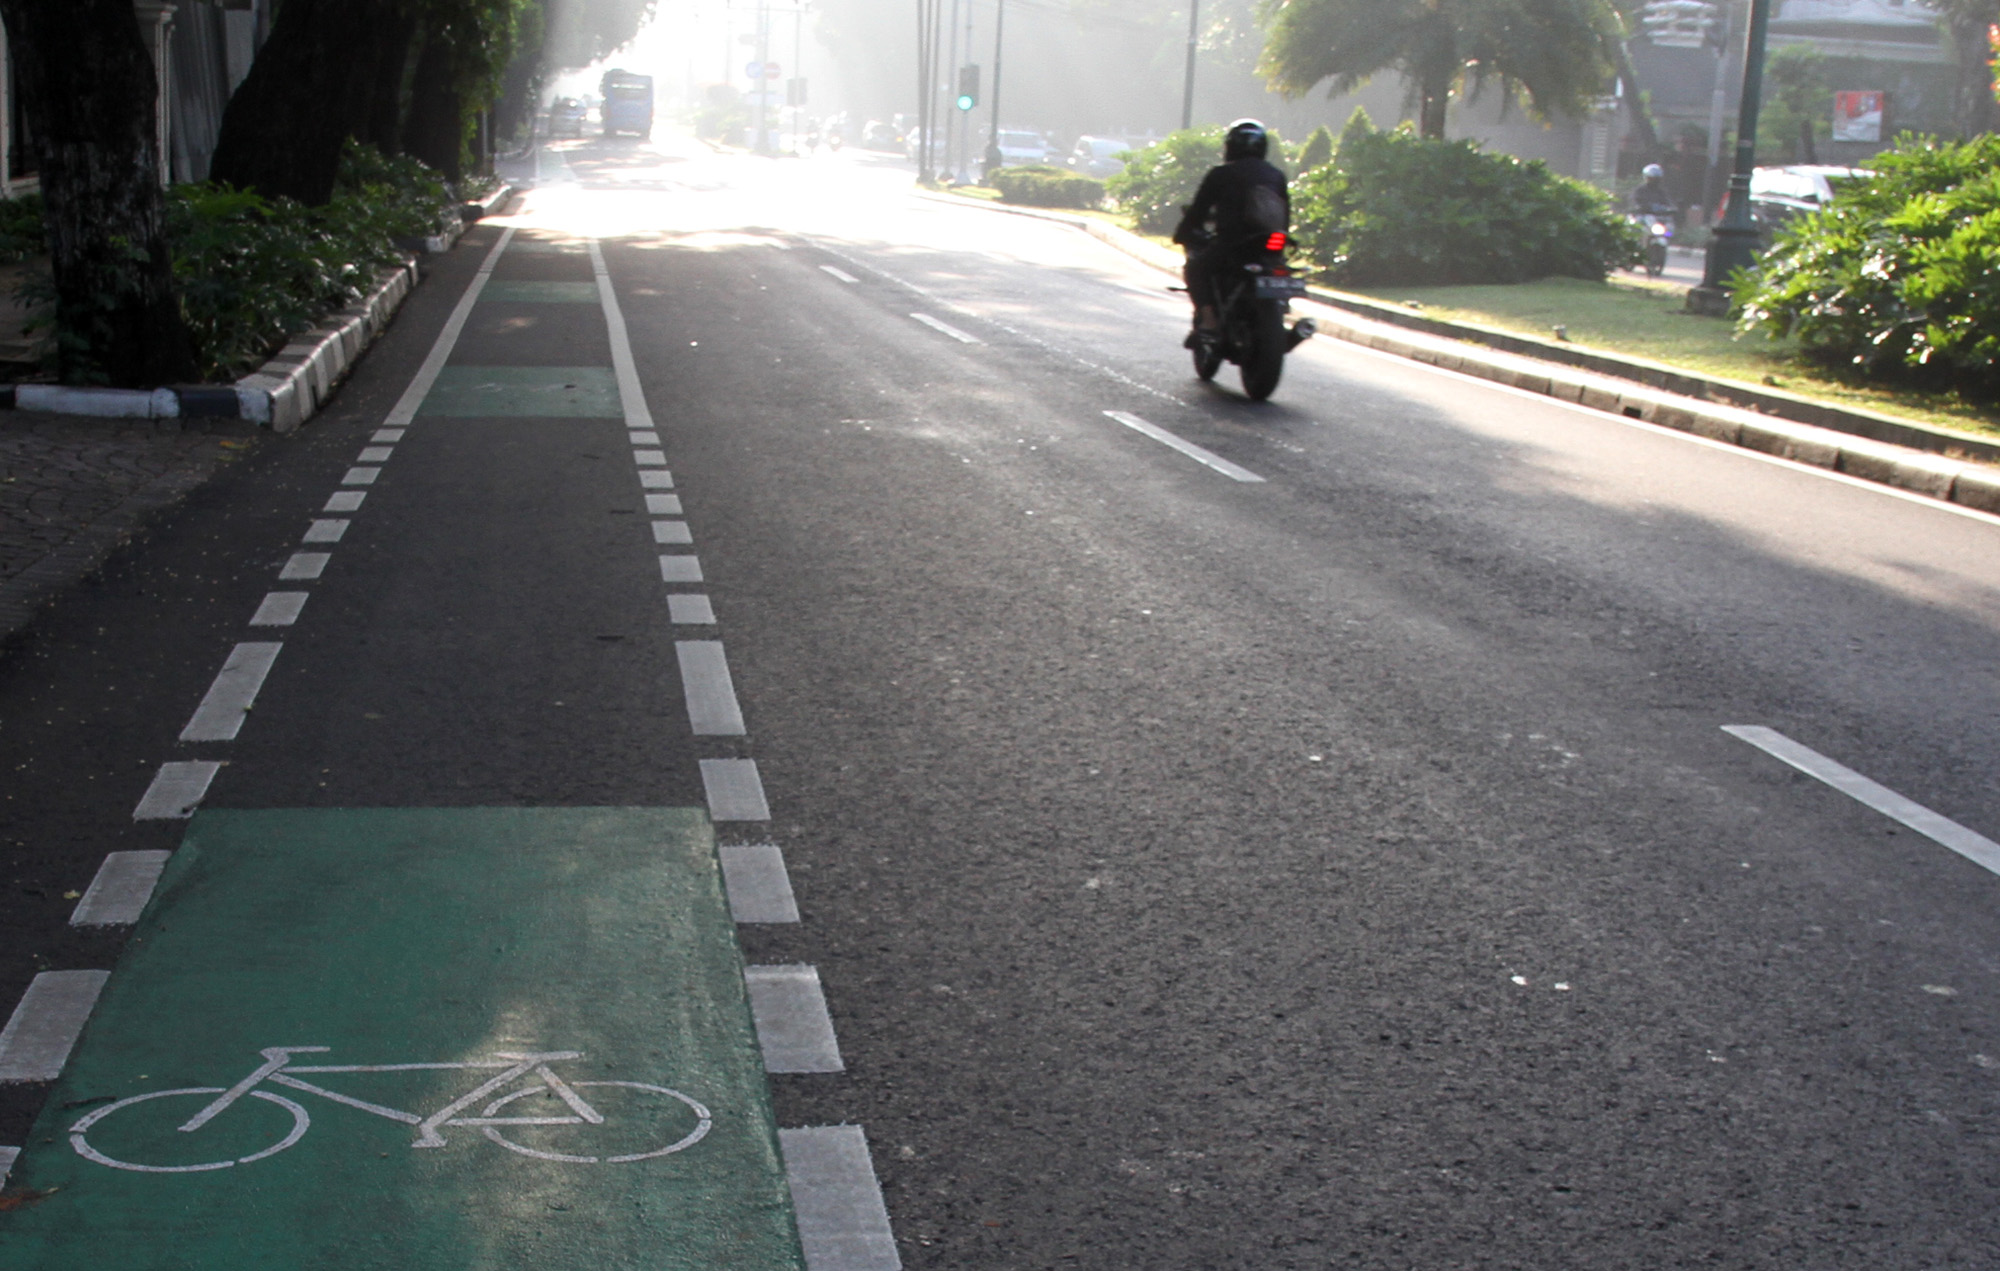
[1184,230,1316,401]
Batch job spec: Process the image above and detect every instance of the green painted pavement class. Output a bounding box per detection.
[3,808,806,1271]
[418,366,621,417]
[481,281,601,304]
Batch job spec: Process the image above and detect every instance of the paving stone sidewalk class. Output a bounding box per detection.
[0,411,256,642]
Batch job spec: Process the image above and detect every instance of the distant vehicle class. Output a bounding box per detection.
[1067,135,1130,179]
[988,128,1052,168]
[548,97,587,139]
[1743,164,1869,241]
[599,70,654,139]
[862,120,902,151]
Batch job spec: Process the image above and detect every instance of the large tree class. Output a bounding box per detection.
[1935,0,2000,138]
[0,0,195,385]
[1259,0,1624,138]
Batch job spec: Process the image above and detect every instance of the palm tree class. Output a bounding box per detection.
[1259,0,1625,139]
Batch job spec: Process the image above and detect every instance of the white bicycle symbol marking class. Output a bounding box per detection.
[69,1046,712,1173]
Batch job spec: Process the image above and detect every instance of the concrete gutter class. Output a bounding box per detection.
[916,188,2000,518]
[1,182,514,432]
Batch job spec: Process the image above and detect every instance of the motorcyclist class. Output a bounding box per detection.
[1632,162,1676,220]
[1173,119,1289,341]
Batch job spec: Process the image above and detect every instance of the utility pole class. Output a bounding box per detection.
[957,0,974,181]
[1689,0,1771,313]
[944,0,961,179]
[983,0,1004,181]
[754,0,771,154]
[916,0,932,182]
[1180,0,1199,131]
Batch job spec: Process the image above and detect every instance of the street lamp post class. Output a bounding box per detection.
[983,0,1004,182]
[1180,0,1199,131]
[1689,0,1772,315]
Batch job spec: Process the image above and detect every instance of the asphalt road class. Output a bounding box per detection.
[4,134,1999,1268]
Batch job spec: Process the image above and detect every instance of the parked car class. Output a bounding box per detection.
[1744,164,1870,241]
[548,97,587,139]
[988,128,1052,167]
[1067,135,1130,179]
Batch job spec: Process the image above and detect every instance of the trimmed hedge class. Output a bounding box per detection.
[1105,128,1221,234]
[990,165,1105,209]
[1736,132,2000,398]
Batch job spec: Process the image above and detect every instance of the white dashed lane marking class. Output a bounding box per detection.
[342,466,380,485]
[646,493,683,515]
[911,312,978,343]
[660,555,704,583]
[357,446,395,463]
[634,449,669,466]
[652,521,694,544]
[820,265,859,283]
[250,591,309,626]
[323,490,366,512]
[701,758,771,821]
[745,965,843,1073]
[370,428,406,444]
[668,594,716,625]
[133,761,223,820]
[1102,410,1266,483]
[0,970,110,1083]
[1724,725,2000,875]
[640,469,675,489]
[69,851,171,927]
[720,844,800,923]
[302,519,349,543]
[676,640,747,736]
[780,1125,903,1271]
[630,430,661,445]
[279,552,330,580]
[180,642,283,743]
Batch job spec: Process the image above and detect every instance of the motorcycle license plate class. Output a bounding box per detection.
[1255,276,1306,299]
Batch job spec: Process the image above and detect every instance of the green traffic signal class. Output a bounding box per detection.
[956,94,974,111]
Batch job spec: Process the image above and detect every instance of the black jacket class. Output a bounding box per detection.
[1172,158,1290,249]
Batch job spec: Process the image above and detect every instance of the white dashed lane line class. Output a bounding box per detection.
[179,642,283,743]
[652,521,694,544]
[701,758,771,822]
[250,591,309,626]
[633,448,669,466]
[323,490,366,512]
[1724,725,2000,875]
[302,519,349,543]
[676,640,747,736]
[0,970,110,1083]
[133,760,223,820]
[646,493,683,515]
[660,555,704,583]
[342,466,380,485]
[356,446,395,463]
[640,469,675,489]
[370,427,406,444]
[820,264,859,284]
[720,844,801,922]
[668,594,716,625]
[279,552,330,580]
[780,1126,903,1271]
[69,851,171,927]
[745,965,844,1073]
[1102,410,1266,483]
[911,312,979,343]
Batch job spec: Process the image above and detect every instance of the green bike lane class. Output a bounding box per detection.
[1,227,840,1268]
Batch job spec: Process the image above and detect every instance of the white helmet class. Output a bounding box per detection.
[1642,163,1665,180]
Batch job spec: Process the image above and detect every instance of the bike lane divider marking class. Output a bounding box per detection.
[744,967,843,1073]
[669,594,717,625]
[341,465,380,485]
[356,446,395,463]
[1101,410,1267,483]
[323,490,366,512]
[0,970,110,1082]
[279,552,330,581]
[630,429,661,445]
[1723,725,2000,875]
[589,238,656,433]
[702,759,772,822]
[0,1144,16,1185]
[780,1126,903,1271]
[133,760,223,821]
[720,845,800,923]
[3,808,810,1269]
[653,520,694,544]
[381,225,517,428]
[178,642,283,743]
[370,427,406,444]
[641,468,676,489]
[646,493,682,514]
[676,640,748,736]
[250,592,309,627]
[634,448,669,465]
[820,265,859,284]
[69,851,172,927]
[910,312,979,343]
[302,519,349,544]
[661,554,704,583]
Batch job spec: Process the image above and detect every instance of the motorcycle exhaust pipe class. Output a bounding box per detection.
[1286,317,1317,351]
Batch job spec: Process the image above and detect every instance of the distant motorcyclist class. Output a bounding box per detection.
[1632,162,1676,220]
[1173,119,1290,342]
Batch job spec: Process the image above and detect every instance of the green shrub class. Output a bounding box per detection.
[1735,132,2000,397]
[1296,125,1334,173]
[1292,121,1640,285]
[336,140,459,239]
[1106,127,1222,234]
[0,193,44,264]
[989,165,1105,209]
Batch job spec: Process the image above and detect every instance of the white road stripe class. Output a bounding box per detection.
[250,591,309,626]
[370,428,406,444]
[668,594,716,624]
[646,493,683,515]
[384,226,516,427]
[701,758,770,821]
[630,430,661,445]
[279,552,330,580]
[1724,725,2000,875]
[633,449,669,466]
[1102,410,1266,483]
[780,1125,902,1271]
[640,470,675,489]
[676,640,746,735]
[342,467,380,485]
[745,965,843,1072]
[911,312,978,343]
[357,446,394,463]
[0,970,111,1083]
[719,844,799,922]
[302,518,349,543]
[70,851,171,926]
[820,264,860,284]
[180,642,283,742]
[588,238,656,431]
[660,555,704,583]
[323,490,365,512]
[0,1145,16,1185]
[133,760,223,820]
[652,521,694,545]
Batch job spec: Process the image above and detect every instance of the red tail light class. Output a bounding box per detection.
[1265,232,1288,252]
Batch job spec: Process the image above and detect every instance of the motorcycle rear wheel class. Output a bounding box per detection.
[1239,303,1286,401]
[1191,336,1223,382]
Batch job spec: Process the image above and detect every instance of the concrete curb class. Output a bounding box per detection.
[916,187,2000,517]
[3,184,513,432]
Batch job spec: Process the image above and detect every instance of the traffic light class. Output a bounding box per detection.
[956,64,979,111]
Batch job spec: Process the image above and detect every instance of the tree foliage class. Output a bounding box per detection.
[1106,127,1292,234]
[1759,44,1829,165]
[1296,124,1335,172]
[1258,0,1623,138]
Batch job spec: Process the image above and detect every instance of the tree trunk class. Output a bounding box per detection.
[362,11,420,156]
[0,0,196,386]
[1799,114,1818,163]
[402,23,465,182]
[1611,39,1660,155]
[208,0,387,204]
[1418,74,1451,138]
[1949,8,2000,138]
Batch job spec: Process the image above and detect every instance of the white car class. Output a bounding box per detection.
[1067,135,1130,179]
[989,129,1052,167]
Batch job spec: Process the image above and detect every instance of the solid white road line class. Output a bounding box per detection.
[820,265,860,284]
[779,1125,902,1271]
[342,466,380,485]
[1724,725,2000,875]
[1102,410,1266,483]
[70,851,172,927]
[323,490,366,512]
[911,312,979,343]
[719,844,799,922]
[302,519,349,543]
[630,430,661,445]
[371,428,406,444]
[652,521,694,545]
[133,760,223,820]
[0,1145,16,1185]
[180,642,283,742]
[646,493,683,515]
[668,594,716,624]
[588,238,656,431]
[250,591,309,627]
[633,449,669,466]
[745,965,843,1073]
[384,225,516,427]
[640,470,675,489]
[676,640,747,736]
[0,970,110,1083]
[357,446,394,463]
[660,555,704,583]
[279,552,330,581]
[701,758,771,821]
